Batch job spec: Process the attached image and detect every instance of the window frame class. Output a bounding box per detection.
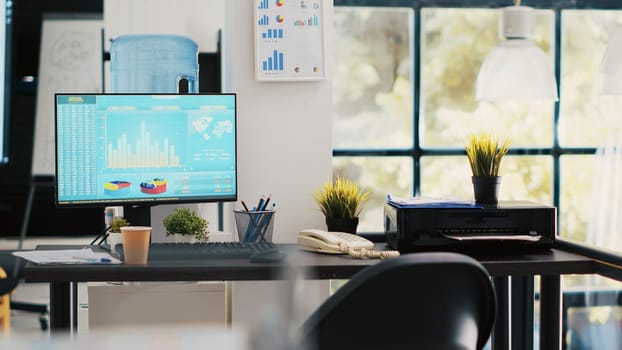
[333,0,622,235]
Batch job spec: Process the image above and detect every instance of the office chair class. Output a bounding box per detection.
[0,252,49,331]
[301,252,497,350]
[0,267,18,331]
[0,186,49,331]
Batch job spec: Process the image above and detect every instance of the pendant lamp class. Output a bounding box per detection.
[598,26,622,95]
[475,1,558,102]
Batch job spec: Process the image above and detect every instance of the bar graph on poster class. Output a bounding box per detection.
[254,0,325,81]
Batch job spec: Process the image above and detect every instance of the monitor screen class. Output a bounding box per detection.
[0,0,12,165]
[54,93,237,224]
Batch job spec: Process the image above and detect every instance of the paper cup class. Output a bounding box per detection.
[120,226,152,264]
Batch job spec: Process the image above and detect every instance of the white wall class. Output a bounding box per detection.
[103,0,223,52]
[223,0,333,328]
[222,2,332,241]
[102,0,334,328]
[103,0,225,241]
[103,0,332,241]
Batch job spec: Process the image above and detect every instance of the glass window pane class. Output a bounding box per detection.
[333,156,413,233]
[421,156,552,204]
[560,10,622,147]
[420,156,472,199]
[562,275,622,349]
[333,7,413,149]
[562,154,622,253]
[421,8,554,148]
[566,305,622,349]
[560,155,593,243]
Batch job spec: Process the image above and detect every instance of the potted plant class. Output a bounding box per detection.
[465,131,510,204]
[163,207,209,243]
[312,176,371,234]
[107,216,129,256]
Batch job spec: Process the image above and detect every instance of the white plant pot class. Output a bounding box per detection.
[107,232,123,257]
[174,234,197,244]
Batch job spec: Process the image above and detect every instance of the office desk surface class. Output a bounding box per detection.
[24,243,597,283]
[23,243,599,350]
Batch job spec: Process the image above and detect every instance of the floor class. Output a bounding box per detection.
[5,281,247,349]
[9,281,90,338]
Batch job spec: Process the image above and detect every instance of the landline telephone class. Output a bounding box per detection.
[298,229,399,259]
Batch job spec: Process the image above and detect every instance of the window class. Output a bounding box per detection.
[560,10,622,251]
[333,2,622,348]
[333,1,622,252]
[332,6,413,232]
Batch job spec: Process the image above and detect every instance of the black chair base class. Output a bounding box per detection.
[10,301,49,331]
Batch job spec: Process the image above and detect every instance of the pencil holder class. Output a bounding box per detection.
[234,210,276,243]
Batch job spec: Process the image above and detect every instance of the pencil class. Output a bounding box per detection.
[256,196,265,212]
[241,201,250,212]
[263,195,272,211]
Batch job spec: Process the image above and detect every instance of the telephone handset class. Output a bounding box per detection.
[298,229,374,254]
[298,229,400,259]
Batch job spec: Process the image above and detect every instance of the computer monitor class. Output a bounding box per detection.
[0,0,12,165]
[54,93,237,226]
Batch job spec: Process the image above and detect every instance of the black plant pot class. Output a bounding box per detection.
[472,176,501,204]
[325,217,359,234]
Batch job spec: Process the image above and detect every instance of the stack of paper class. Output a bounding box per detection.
[12,248,122,264]
[387,194,482,208]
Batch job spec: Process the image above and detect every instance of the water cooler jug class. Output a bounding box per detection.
[109,34,199,93]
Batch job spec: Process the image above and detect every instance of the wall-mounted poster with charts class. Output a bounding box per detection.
[254,0,325,81]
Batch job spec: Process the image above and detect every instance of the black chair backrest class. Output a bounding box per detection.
[301,252,496,350]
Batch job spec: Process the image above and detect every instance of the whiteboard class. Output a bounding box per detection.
[31,14,103,176]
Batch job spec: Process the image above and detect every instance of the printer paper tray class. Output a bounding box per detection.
[441,234,541,242]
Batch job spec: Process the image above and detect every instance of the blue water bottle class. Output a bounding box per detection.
[109,34,199,93]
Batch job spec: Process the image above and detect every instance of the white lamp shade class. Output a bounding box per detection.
[476,40,558,101]
[598,27,622,95]
[476,5,558,102]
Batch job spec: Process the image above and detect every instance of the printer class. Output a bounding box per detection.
[384,200,556,254]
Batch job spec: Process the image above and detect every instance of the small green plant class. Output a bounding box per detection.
[163,208,209,241]
[465,132,510,177]
[109,216,129,233]
[312,176,371,219]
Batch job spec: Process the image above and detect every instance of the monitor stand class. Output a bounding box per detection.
[123,205,152,227]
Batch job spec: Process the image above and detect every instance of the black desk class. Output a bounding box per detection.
[24,243,598,350]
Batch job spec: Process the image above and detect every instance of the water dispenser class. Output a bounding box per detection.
[109,34,199,93]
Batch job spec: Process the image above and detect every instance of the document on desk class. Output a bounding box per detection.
[12,248,122,264]
[387,194,482,208]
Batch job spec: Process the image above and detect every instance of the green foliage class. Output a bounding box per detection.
[312,177,371,219]
[465,132,510,177]
[109,217,129,233]
[163,208,209,241]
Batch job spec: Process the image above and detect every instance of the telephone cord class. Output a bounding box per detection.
[337,242,400,259]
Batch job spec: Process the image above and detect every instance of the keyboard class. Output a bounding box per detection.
[115,241,281,261]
